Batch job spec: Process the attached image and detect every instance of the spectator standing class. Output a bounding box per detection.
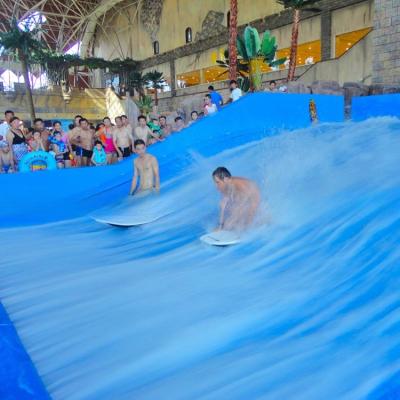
[53,121,73,167]
[91,141,107,166]
[0,110,14,144]
[187,111,199,126]
[159,115,172,137]
[266,80,278,92]
[228,80,243,103]
[0,142,14,173]
[33,118,51,151]
[208,85,223,110]
[134,115,158,145]
[121,115,134,137]
[113,116,134,160]
[173,116,186,132]
[6,116,29,169]
[51,131,68,169]
[29,131,45,152]
[102,117,117,164]
[204,95,218,115]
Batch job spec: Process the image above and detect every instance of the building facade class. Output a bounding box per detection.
[90,0,374,91]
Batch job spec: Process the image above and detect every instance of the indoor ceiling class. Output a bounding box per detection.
[0,0,143,54]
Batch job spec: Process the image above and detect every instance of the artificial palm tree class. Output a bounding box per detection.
[144,70,165,106]
[228,0,238,80]
[276,0,320,81]
[129,71,149,100]
[0,19,45,121]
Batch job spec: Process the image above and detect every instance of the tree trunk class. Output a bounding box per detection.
[229,0,238,80]
[249,57,263,92]
[287,8,300,82]
[154,86,158,106]
[19,51,36,122]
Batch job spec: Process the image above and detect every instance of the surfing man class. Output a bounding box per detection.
[212,167,260,231]
[129,139,160,196]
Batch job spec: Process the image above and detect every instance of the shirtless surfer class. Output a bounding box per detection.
[129,139,160,195]
[212,167,260,231]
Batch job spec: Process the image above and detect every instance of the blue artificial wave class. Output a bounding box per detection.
[1,93,400,400]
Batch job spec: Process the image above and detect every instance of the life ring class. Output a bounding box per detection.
[19,151,57,173]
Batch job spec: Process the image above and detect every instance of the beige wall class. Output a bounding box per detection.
[93,0,372,79]
[271,15,321,50]
[299,32,372,85]
[93,0,284,61]
[331,1,373,58]
[0,88,107,122]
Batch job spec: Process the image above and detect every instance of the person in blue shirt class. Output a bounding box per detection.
[208,85,223,110]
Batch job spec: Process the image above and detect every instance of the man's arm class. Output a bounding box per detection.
[6,132,15,167]
[69,129,79,146]
[112,130,122,159]
[129,160,139,195]
[152,157,160,192]
[217,196,229,230]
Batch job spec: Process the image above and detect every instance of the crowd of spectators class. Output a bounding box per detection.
[0,80,244,173]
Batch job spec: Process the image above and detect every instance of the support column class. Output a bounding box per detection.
[321,10,332,61]
[169,59,177,97]
[372,0,400,84]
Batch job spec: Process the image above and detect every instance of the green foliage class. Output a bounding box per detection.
[236,27,285,67]
[129,72,149,99]
[134,95,153,114]
[0,18,46,61]
[244,26,261,58]
[237,76,251,93]
[144,70,165,90]
[276,0,321,11]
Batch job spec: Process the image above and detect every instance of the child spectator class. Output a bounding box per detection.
[51,131,68,168]
[0,142,14,173]
[29,131,46,152]
[173,116,185,132]
[187,111,199,126]
[148,118,164,142]
[204,94,218,115]
[91,141,107,166]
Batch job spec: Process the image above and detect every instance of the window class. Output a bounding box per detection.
[185,27,192,43]
[227,11,231,28]
[153,41,159,55]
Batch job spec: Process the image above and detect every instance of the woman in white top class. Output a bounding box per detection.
[204,94,218,115]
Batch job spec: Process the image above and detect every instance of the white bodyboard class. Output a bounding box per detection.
[200,230,241,246]
[93,214,164,227]
[92,191,169,227]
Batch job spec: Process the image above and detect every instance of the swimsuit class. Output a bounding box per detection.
[118,147,131,158]
[93,147,107,165]
[11,130,28,162]
[104,128,116,154]
[81,148,93,158]
[2,164,11,173]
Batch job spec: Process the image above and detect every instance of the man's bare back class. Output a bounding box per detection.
[213,168,260,232]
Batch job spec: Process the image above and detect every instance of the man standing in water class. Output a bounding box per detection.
[129,139,160,195]
[212,167,260,231]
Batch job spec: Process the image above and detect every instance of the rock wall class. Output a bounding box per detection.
[372,0,400,84]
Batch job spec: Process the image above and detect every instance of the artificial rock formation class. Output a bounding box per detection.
[195,11,226,42]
